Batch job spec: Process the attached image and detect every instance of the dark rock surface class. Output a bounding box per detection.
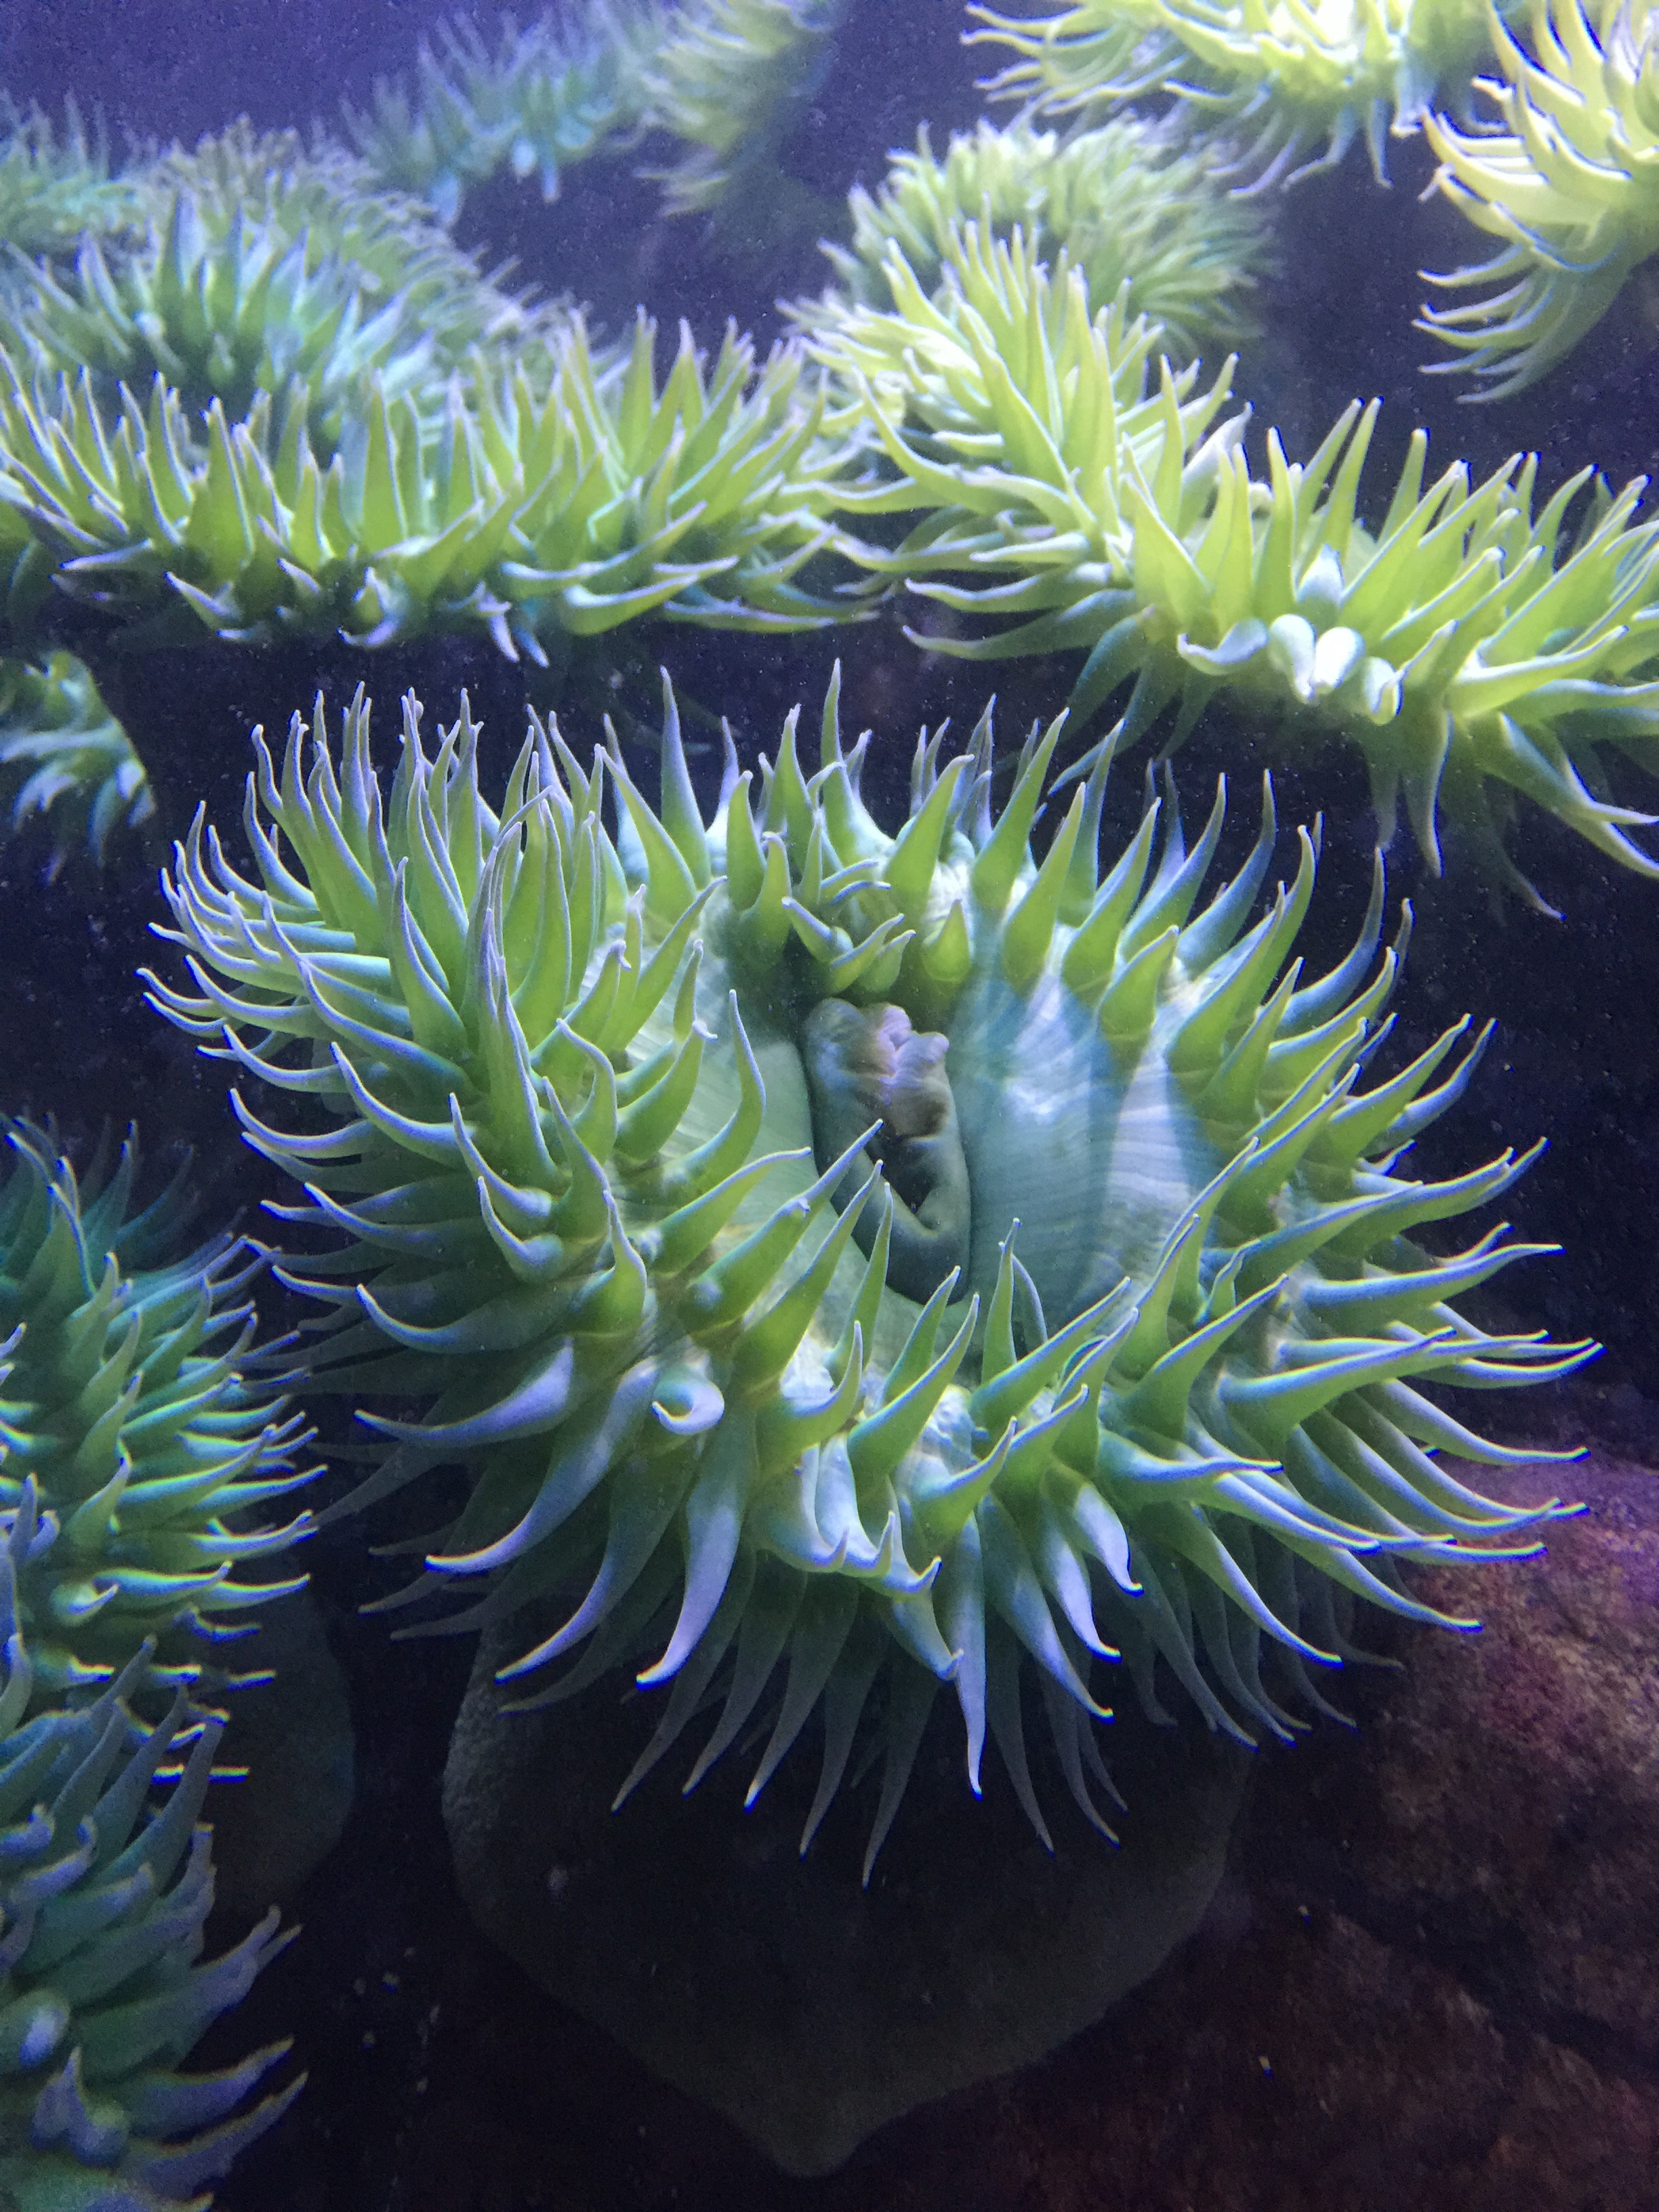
[209,1589,358,1918]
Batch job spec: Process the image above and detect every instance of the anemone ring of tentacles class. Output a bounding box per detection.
[148,669,1586,1877]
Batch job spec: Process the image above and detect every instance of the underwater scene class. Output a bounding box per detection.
[0,1,1656,2207]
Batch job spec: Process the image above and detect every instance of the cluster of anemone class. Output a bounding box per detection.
[804,225,1659,903]
[148,674,1586,1873]
[0,1490,298,2212]
[1421,0,1659,396]
[0,1122,314,2205]
[0,651,150,872]
[344,2,665,224]
[0,311,852,655]
[0,0,1644,2194]
[796,115,1272,364]
[968,0,1509,190]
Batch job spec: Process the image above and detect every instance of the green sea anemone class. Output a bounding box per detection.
[0,653,151,872]
[345,2,663,224]
[0,312,851,656]
[148,672,1586,1871]
[812,224,1659,900]
[0,1489,298,2212]
[0,1121,314,1706]
[4,134,515,448]
[3,124,576,474]
[969,0,1507,188]
[9,211,439,462]
[0,95,138,259]
[642,0,844,216]
[129,124,568,387]
[1421,0,1659,397]
[800,116,1271,362]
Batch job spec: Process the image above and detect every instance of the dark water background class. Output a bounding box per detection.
[2,3,1658,2207]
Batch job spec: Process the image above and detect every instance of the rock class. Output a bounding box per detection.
[441,1620,1251,2176]
[1300,1440,1659,2070]
[208,1590,356,1914]
[946,1886,1659,2212]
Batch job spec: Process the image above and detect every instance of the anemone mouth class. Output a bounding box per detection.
[803,997,972,1305]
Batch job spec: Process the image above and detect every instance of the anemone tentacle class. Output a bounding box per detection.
[149,674,1586,1869]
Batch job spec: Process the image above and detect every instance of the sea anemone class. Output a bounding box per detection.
[0,1121,314,1706]
[798,116,1271,363]
[0,312,853,655]
[148,672,1586,1873]
[2,125,579,506]
[969,0,1509,190]
[8,197,443,453]
[344,2,663,225]
[1,121,568,449]
[812,224,1659,900]
[0,94,138,260]
[1421,0,1659,397]
[641,0,844,216]
[0,1488,298,2212]
[0,651,151,872]
[131,124,569,384]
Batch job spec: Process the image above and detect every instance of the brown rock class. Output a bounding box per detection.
[1300,1445,1659,2066]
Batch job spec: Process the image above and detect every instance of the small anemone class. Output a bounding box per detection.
[640,0,844,216]
[811,222,1659,903]
[796,115,1272,363]
[0,310,856,656]
[0,1120,315,1707]
[0,652,152,874]
[0,92,139,259]
[343,2,665,224]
